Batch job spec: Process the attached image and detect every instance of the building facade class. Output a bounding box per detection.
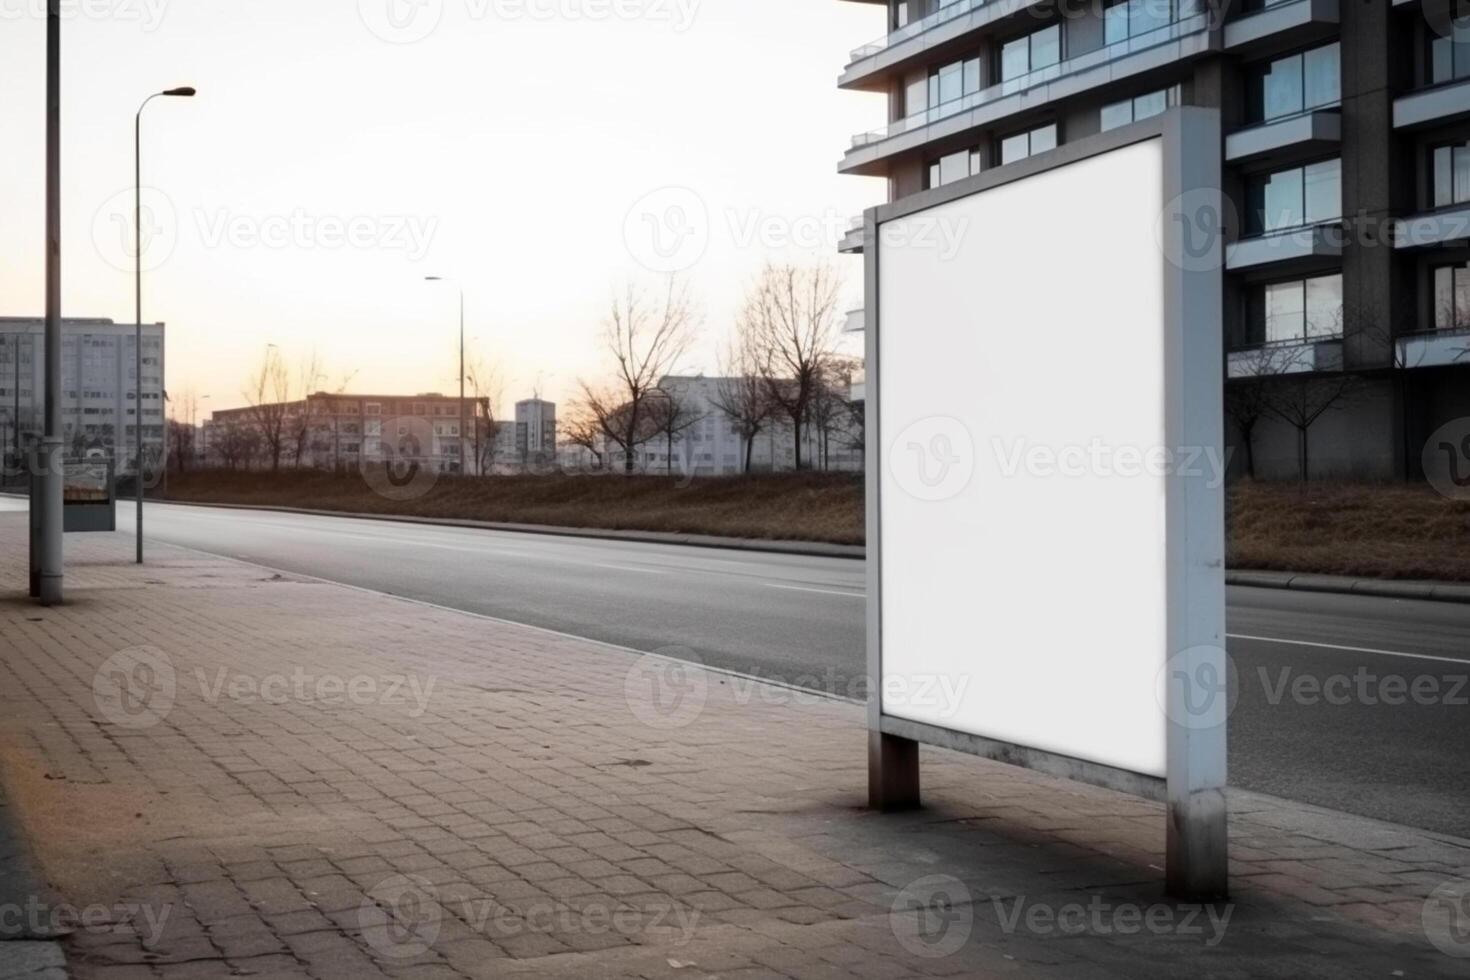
[209,392,485,474]
[837,0,1470,479]
[0,317,165,472]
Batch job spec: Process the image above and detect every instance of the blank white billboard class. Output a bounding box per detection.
[878,137,1169,778]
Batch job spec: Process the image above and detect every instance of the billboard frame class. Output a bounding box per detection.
[864,108,1227,899]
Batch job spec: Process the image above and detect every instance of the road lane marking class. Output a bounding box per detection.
[588,562,669,575]
[1227,633,1470,666]
[766,584,866,599]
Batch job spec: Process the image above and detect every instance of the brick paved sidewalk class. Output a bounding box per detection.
[0,514,1467,979]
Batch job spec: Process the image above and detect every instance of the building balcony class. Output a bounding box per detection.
[844,307,867,333]
[1394,77,1470,130]
[840,0,1041,91]
[1393,204,1470,248]
[1399,329,1470,368]
[839,13,1215,176]
[1224,109,1340,165]
[1227,337,1343,379]
[1225,223,1342,271]
[1222,0,1339,57]
[839,216,865,254]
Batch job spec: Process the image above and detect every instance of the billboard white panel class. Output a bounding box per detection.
[878,137,1169,778]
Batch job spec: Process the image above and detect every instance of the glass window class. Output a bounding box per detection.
[1000,132,1030,166]
[1249,43,1339,122]
[927,147,981,189]
[905,75,928,116]
[1305,274,1344,338]
[1031,25,1060,69]
[1128,0,1171,36]
[1134,89,1168,120]
[1303,44,1340,110]
[894,1,909,29]
[1000,36,1029,82]
[1435,263,1470,330]
[1431,16,1470,84]
[1253,274,1342,344]
[1432,142,1470,208]
[1000,24,1059,82]
[1303,158,1341,224]
[1105,0,1129,45]
[1264,281,1305,343]
[1100,99,1134,132]
[1246,159,1340,234]
[999,124,1057,165]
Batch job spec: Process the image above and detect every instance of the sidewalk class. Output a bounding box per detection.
[0,514,1466,979]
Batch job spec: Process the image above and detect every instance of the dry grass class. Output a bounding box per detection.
[164,468,866,545]
[164,471,1470,581]
[1228,480,1470,582]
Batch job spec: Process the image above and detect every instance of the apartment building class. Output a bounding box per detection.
[0,318,165,472]
[837,0,1470,479]
[209,392,485,474]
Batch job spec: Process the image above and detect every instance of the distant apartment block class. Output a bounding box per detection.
[209,392,486,474]
[0,317,165,471]
[838,0,1470,479]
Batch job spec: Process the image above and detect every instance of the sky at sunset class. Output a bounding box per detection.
[0,0,885,417]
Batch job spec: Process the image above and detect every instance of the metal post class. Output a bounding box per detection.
[458,289,466,475]
[135,101,145,564]
[37,0,63,606]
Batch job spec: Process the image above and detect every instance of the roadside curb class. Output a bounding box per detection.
[1225,569,1470,605]
[8,492,1470,604]
[142,498,869,560]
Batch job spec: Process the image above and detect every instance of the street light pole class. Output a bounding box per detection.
[134,85,194,565]
[37,0,63,605]
[425,277,467,475]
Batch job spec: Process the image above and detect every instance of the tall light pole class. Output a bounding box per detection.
[134,85,195,565]
[36,0,63,604]
[425,277,466,475]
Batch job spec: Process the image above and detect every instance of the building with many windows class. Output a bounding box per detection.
[208,392,485,474]
[0,317,165,473]
[837,0,1470,479]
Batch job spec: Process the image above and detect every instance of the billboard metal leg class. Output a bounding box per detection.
[868,731,920,812]
[1167,789,1228,900]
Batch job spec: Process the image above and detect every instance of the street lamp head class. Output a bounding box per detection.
[163,87,196,98]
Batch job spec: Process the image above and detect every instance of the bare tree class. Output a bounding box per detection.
[284,352,326,468]
[710,329,775,474]
[742,263,842,470]
[646,384,704,476]
[168,418,196,474]
[578,278,699,474]
[808,356,861,471]
[243,347,292,472]
[561,401,606,471]
[1224,379,1270,481]
[1260,368,1362,483]
[465,349,501,476]
[213,420,258,470]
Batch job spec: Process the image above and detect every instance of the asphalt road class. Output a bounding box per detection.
[13,498,1469,839]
